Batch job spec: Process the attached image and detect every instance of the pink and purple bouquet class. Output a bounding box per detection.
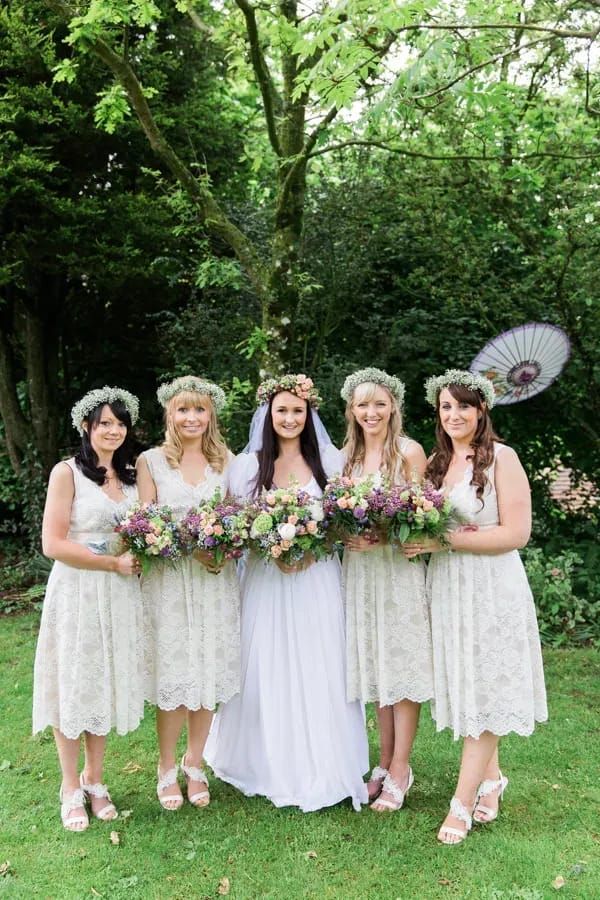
[248,486,331,566]
[179,490,250,568]
[322,474,383,543]
[115,503,182,574]
[374,481,456,551]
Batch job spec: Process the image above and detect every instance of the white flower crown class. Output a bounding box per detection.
[156,375,226,412]
[425,369,496,409]
[71,386,140,435]
[340,367,405,409]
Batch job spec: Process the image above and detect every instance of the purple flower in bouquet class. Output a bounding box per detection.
[115,503,182,574]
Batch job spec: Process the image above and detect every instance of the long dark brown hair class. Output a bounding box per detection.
[425,384,502,501]
[253,395,328,497]
[75,400,136,487]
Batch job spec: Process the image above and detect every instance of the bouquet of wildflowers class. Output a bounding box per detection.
[248,486,331,566]
[322,474,384,544]
[115,503,182,574]
[179,490,250,568]
[374,482,456,552]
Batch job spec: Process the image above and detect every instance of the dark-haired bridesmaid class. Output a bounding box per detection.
[404,370,547,845]
[33,387,144,832]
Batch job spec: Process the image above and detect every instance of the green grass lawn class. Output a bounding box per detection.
[0,612,599,900]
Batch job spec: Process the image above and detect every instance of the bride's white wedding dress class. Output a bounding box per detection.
[204,447,369,812]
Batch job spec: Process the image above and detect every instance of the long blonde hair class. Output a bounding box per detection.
[162,390,229,473]
[342,382,408,484]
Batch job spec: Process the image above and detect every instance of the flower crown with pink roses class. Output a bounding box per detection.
[256,374,322,408]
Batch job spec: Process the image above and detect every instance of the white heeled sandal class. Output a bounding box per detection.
[370,767,414,812]
[79,774,118,821]
[181,754,210,807]
[156,765,183,811]
[60,786,89,832]
[474,771,508,823]
[366,765,388,801]
[438,797,473,844]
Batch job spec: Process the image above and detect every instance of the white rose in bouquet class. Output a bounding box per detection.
[308,501,324,522]
[277,522,297,541]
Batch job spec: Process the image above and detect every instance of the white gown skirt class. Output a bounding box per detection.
[205,554,369,812]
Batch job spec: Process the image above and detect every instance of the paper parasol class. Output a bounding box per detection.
[470,322,570,405]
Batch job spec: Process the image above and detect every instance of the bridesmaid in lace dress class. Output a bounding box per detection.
[136,376,240,812]
[404,370,547,844]
[33,387,144,832]
[340,368,433,812]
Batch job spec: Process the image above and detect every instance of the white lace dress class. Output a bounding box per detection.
[140,448,240,711]
[204,448,369,812]
[343,443,434,706]
[427,443,548,739]
[32,459,144,739]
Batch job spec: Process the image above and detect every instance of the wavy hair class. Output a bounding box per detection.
[425,383,502,501]
[342,382,408,484]
[253,395,327,497]
[162,390,229,473]
[75,401,136,486]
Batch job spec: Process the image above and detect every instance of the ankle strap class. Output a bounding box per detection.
[370,766,388,782]
[477,772,508,799]
[61,788,86,815]
[181,757,208,785]
[449,796,472,831]
[80,779,111,799]
[157,766,179,792]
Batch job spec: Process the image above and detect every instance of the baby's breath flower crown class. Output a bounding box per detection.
[340,368,405,409]
[71,386,139,435]
[256,374,322,408]
[425,369,496,409]
[156,376,226,413]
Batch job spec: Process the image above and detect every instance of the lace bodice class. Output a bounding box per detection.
[65,459,137,550]
[345,436,415,484]
[447,442,506,528]
[141,447,230,519]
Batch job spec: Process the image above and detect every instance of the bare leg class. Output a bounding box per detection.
[82,733,117,819]
[376,704,394,769]
[371,700,420,811]
[53,729,87,831]
[439,731,499,843]
[183,708,214,807]
[156,707,186,808]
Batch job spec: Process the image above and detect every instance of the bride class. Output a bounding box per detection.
[204,374,368,812]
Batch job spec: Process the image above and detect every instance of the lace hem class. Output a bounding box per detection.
[431,711,549,741]
[145,683,240,712]
[32,713,143,741]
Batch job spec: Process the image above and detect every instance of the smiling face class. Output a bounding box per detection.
[87,404,128,455]
[438,387,481,444]
[169,391,212,442]
[351,383,393,441]
[270,390,308,441]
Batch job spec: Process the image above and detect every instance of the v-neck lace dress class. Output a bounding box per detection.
[32,459,144,739]
[343,438,434,706]
[139,448,240,711]
[427,443,548,739]
[204,448,369,813]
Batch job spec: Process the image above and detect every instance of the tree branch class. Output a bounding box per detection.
[234,0,283,156]
[404,36,549,102]
[278,104,339,212]
[44,0,270,299]
[307,138,600,162]
[392,21,600,40]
